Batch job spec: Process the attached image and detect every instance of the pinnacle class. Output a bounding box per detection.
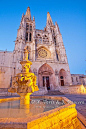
[47,12,53,26]
[25,7,31,20]
[47,12,50,20]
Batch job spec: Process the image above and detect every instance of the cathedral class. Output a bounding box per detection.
[0,7,86,95]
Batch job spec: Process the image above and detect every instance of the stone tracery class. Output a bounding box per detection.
[37,47,51,59]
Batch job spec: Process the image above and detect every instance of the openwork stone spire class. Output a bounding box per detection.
[25,7,31,20]
[47,12,53,26]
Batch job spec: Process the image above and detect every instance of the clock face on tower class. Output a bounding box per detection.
[38,48,47,58]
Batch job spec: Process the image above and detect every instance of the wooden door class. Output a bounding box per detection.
[46,76,50,90]
[61,80,64,86]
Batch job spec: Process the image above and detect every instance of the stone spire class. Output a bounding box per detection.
[25,7,31,20]
[55,22,60,34]
[47,12,53,26]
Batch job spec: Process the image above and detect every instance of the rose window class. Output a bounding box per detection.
[38,49,47,58]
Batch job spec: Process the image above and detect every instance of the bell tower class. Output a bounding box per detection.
[24,7,36,61]
[25,7,33,43]
[14,7,36,58]
[13,7,36,74]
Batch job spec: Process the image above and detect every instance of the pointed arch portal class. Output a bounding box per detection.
[38,63,55,90]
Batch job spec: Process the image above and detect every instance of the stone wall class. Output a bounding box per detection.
[27,97,81,129]
[71,74,86,85]
[58,84,86,94]
[0,51,13,88]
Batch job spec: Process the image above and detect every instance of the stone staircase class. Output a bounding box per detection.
[32,87,48,95]
[45,90,64,95]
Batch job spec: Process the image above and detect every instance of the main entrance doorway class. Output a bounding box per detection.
[38,63,55,89]
[43,76,50,90]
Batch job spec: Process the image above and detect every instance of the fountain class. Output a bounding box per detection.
[0,49,82,129]
[8,49,39,106]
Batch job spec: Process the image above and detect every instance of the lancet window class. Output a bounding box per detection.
[30,25,32,31]
[26,23,29,31]
[54,37,56,45]
[56,52,59,61]
[29,33,32,41]
[26,33,28,41]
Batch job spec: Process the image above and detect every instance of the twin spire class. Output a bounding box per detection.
[25,7,53,26]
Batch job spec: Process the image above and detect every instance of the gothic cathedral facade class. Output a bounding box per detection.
[0,7,86,94]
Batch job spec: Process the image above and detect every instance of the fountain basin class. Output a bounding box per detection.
[0,96,81,129]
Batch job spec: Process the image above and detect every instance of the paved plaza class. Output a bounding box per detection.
[0,94,86,128]
[56,94,86,118]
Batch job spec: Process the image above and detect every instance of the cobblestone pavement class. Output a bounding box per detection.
[55,94,86,118]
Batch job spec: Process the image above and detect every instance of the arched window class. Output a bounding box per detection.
[30,25,32,31]
[26,33,28,41]
[29,33,31,41]
[26,23,29,31]
[54,37,56,45]
[60,76,63,79]
[56,53,59,61]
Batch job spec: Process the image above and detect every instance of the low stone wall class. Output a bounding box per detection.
[0,91,18,96]
[27,106,81,129]
[0,85,86,96]
[27,96,81,129]
[0,88,48,96]
[0,96,81,129]
[0,88,19,96]
[58,84,86,94]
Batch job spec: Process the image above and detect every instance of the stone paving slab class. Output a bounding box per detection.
[77,112,86,128]
[55,94,86,118]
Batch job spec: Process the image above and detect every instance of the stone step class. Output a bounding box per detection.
[45,90,64,95]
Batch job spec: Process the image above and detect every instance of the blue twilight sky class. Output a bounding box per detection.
[0,0,86,74]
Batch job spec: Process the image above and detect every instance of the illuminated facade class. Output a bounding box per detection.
[0,7,86,94]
